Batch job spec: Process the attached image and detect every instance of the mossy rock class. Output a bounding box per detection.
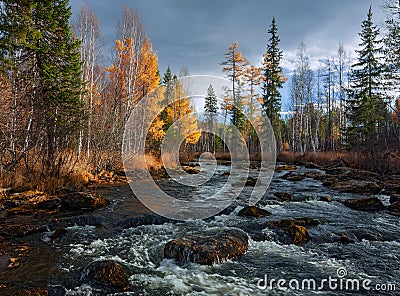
[285,225,311,244]
[238,206,272,218]
[84,260,131,293]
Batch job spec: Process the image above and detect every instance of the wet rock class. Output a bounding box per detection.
[319,196,333,202]
[164,228,248,265]
[0,223,47,238]
[221,171,230,177]
[387,201,400,216]
[182,166,200,174]
[294,217,321,227]
[12,288,49,296]
[340,234,355,244]
[285,224,311,244]
[274,192,294,202]
[59,192,109,211]
[37,198,61,210]
[303,171,325,179]
[245,177,259,186]
[390,194,400,204]
[6,205,38,217]
[281,172,305,182]
[84,260,131,293]
[50,227,67,240]
[327,180,382,194]
[275,165,297,171]
[238,206,272,218]
[47,214,103,231]
[305,162,323,170]
[0,236,5,255]
[267,219,315,244]
[343,197,385,212]
[116,214,172,229]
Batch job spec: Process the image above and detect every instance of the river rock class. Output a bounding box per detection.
[285,224,311,244]
[164,229,248,265]
[0,236,5,255]
[267,219,312,244]
[319,196,333,202]
[390,194,400,204]
[84,260,131,293]
[343,197,385,212]
[37,198,61,210]
[245,177,259,186]
[0,223,47,238]
[275,165,297,171]
[12,288,49,296]
[238,206,272,218]
[221,171,230,177]
[282,172,305,182]
[339,234,355,244]
[327,180,382,194]
[274,192,294,202]
[305,162,323,170]
[59,192,109,211]
[182,166,200,174]
[387,201,400,216]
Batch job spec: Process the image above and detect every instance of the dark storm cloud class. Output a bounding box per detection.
[69,0,384,74]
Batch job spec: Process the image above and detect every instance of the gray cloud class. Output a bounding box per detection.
[69,0,384,75]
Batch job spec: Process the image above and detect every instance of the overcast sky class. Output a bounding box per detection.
[70,0,385,77]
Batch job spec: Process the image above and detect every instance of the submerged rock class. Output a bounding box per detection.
[274,192,294,202]
[319,196,333,202]
[340,234,355,244]
[245,177,259,186]
[59,192,109,211]
[238,206,272,218]
[83,260,131,293]
[221,171,230,177]
[282,172,306,182]
[305,162,324,170]
[390,194,400,204]
[343,197,385,212]
[388,201,400,216]
[164,229,248,265]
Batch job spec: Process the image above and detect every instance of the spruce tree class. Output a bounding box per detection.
[348,6,388,150]
[262,17,285,128]
[0,0,83,175]
[204,84,217,152]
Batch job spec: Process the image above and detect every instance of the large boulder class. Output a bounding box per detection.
[83,260,131,293]
[238,206,272,218]
[164,229,248,265]
[327,180,382,194]
[59,192,109,211]
[343,197,385,212]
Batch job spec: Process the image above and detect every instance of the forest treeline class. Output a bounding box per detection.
[0,1,400,191]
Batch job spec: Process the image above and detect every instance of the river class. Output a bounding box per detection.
[36,164,400,295]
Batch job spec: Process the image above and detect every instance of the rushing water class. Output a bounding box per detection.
[44,165,400,295]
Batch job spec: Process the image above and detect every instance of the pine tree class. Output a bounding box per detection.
[262,18,286,129]
[163,65,173,85]
[348,6,388,151]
